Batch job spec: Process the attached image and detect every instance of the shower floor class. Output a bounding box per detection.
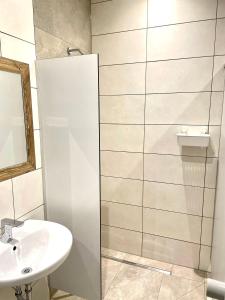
[51,248,213,300]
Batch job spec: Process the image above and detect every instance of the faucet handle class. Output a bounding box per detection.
[1,218,24,228]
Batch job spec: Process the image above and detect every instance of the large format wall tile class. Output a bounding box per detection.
[102,201,142,231]
[212,55,225,91]
[100,63,146,95]
[102,225,142,255]
[205,158,218,188]
[201,217,213,246]
[0,33,36,88]
[92,0,147,35]
[143,208,201,243]
[101,124,144,152]
[143,234,200,268]
[13,170,43,218]
[148,0,217,27]
[0,180,14,220]
[0,0,35,43]
[100,95,145,124]
[144,154,205,187]
[101,151,143,179]
[143,181,203,216]
[33,0,91,53]
[218,0,225,17]
[203,189,215,218]
[101,176,142,206]
[93,30,146,65]
[210,92,224,125]
[146,57,213,93]
[199,245,211,271]
[215,18,225,55]
[145,93,211,125]
[148,20,215,61]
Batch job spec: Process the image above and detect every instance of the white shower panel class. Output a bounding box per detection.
[36,55,101,300]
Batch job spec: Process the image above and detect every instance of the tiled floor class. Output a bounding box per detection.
[51,248,215,300]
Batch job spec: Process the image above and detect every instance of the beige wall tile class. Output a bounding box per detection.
[148,0,217,27]
[199,245,211,271]
[100,95,145,124]
[210,92,224,125]
[143,208,201,243]
[203,189,215,218]
[143,181,203,216]
[100,63,146,95]
[93,30,146,65]
[102,225,142,255]
[218,0,225,17]
[144,154,205,187]
[101,151,143,179]
[143,233,200,268]
[101,176,142,206]
[205,158,218,188]
[34,130,42,169]
[145,93,211,125]
[18,205,45,221]
[201,217,213,246]
[102,201,142,231]
[92,0,147,35]
[207,126,221,157]
[146,57,213,93]
[13,169,43,218]
[0,180,14,221]
[148,20,215,61]
[144,125,208,157]
[0,0,35,43]
[215,18,225,55]
[31,88,40,130]
[0,33,36,88]
[212,55,225,91]
[101,124,144,152]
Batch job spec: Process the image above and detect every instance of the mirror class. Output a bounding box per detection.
[0,57,35,181]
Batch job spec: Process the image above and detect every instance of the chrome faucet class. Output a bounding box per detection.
[0,218,24,244]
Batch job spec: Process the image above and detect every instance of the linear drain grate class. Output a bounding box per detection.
[102,255,171,276]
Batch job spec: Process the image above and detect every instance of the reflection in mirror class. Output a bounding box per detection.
[0,70,27,169]
[0,57,35,181]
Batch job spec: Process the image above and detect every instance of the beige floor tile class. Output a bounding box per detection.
[104,264,163,300]
[179,284,205,299]
[102,258,122,297]
[124,253,173,272]
[158,275,203,300]
[172,265,207,282]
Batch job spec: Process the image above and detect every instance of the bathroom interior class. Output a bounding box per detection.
[0,0,225,299]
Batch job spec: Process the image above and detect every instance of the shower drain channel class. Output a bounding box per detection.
[102,255,171,276]
[21,267,32,275]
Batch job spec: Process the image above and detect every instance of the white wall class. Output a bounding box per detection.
[0,1,48,299]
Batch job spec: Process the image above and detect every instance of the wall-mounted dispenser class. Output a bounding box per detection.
[176,126,210,147]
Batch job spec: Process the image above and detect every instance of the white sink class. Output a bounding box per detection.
[0,219,73,287]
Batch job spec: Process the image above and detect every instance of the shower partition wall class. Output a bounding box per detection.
[36,55,101,300]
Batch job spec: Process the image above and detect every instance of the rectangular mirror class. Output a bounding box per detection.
[0,57,35,181]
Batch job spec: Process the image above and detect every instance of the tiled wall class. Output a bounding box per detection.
[33,0,91,59]
[0,1,46,299]
[92,0,225,270]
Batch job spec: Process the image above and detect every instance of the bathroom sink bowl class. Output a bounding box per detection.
[0,219,73,287]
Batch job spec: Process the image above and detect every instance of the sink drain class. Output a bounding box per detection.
[21,267,32,274]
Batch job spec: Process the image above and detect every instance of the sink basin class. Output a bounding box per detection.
[0,219,73,287]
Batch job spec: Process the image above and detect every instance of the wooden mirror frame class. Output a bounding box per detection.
[0,57,36,181]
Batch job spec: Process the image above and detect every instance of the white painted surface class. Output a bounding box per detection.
[36,55,101,300]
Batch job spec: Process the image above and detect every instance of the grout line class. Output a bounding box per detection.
[101,174,216,189]
[101,122,221,126]
[16,204,45,220]
[0,30,35,45]
[101,149,218,159]
[92,17,225,37]
[101,199,213,218]
[100,90,224,96]
[99,55,217,67]
[103,224,210,246]
[198,0,219,269]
